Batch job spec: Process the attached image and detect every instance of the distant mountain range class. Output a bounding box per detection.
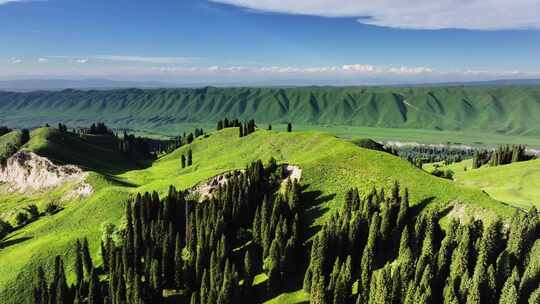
[1,85,540,136]
[0,78,539,91]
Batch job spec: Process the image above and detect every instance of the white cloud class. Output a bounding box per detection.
[47,55,197,64]
[0,0,43,5]
[2,60,540,84]
[10,57,22,64]
[211,0,540,30]
[37,57,48,63]
[93,55,195,64]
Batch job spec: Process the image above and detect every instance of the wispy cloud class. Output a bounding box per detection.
[0,0,44,5]
[211,0,540,30]
[153,64,437,75]
[2,61,540,83]
[10,57,22,64]
[37,57,48,63]
[93,55,196,64]
[48,55,197,64]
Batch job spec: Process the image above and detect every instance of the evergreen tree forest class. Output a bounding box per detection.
[31,166,540,304]
[239,120,256,138]
[472,145,534,169]
[304,184,540,304]
[216,118,241,131]
[32,159,306,303]
[395,145,474,168]
[216,118,256,137]
[162,129,205,154]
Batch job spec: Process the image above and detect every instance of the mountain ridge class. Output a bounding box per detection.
[1,85,540,136]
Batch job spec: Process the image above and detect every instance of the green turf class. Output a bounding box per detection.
[425,158,540,209]
[0,127,516,303]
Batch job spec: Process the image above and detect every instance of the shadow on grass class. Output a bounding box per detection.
[410,196,435,219]
[302,184,335,241]
[0,235,32,249]
[106,175,139,188]
[253,272,309,304]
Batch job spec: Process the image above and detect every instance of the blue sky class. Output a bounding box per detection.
[0,0,539,84]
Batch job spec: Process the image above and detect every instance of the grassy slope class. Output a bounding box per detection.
[1,86,540,138]
[22,127,139,174]
[425,158,540,209]
[0,130,23,159]
[0,128,138,303]
[122,128,511,225]
[0,128,514,303]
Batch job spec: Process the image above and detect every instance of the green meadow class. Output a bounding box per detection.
[425,158,540,210]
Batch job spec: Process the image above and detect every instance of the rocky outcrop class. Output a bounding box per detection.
[0,151,91,195]
[189,164,302,202]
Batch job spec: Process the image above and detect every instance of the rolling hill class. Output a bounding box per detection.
[425,158,540,209]
[1,86,540,138]
[0,126,516,303]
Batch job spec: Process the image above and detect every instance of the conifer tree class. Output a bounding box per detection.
[187,150,193,166]
[74,240,84,287]
[529,287,540,304]
[88,268,102,304]
[499,268,520,304]
[82,238,93,278]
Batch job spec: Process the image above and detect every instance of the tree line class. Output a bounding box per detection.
[472,145,534,169]
[161,129,204,155]
[395,145,474,168]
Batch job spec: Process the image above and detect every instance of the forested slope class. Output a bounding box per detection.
[1,86,540,135]
[0,126,515,303]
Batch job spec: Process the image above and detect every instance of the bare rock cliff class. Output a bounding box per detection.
[0,151,90,194]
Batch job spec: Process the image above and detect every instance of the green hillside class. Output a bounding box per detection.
[21,127,140,174]
[1,86,540,138]
[0,127,516,303]
[0,130,24,159]
[426,158,540,209]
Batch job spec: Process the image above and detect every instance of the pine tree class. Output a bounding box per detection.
[74,240,84,287]
[181,154,186,168]
[187,150,193,166]
[55,258,68,304]
[82,238,93,277]
[529,286,540,304]
[499,268,519,304]
[174,233,183,289]
[287,123,292,132]
[244,249,255,287]
[88,268,102,304]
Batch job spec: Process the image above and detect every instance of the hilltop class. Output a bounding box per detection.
[1,86,540,138]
